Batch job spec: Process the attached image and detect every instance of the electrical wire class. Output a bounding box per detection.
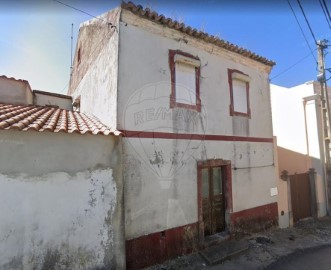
[62,27,115,94]
[60,81,69,93]
[53,0,117,94]
[287,0,317,63]
[233,164,274,170]
[53,0,116,29]
[296,0,318,45]
[53,0,118,70]
[322,0,331,24]
[270,50,316,81]
[319,0,331,29]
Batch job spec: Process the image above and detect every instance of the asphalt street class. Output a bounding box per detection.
[147,217,331,270]
[266,245,331,270]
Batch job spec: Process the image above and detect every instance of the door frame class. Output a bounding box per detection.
[197,159,232,244]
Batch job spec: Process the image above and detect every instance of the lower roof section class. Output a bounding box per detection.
[0,103,120,136]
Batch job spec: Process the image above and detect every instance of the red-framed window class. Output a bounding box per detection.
[228,69,251,118]
[169,50,201,112]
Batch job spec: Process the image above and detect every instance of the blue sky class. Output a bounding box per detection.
[1,0,330,94]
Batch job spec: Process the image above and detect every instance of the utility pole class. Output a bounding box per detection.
[317,39,331,212]
[70,23,74,78]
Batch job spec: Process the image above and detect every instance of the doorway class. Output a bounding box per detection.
[201,166,225,235]
[198,159,232,241]
[289,172,312,222]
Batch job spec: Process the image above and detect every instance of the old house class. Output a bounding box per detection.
[69,1,278,268]
[271,82,328,228]
[0,76,125,269]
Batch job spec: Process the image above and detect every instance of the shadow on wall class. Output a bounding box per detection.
[277,146,311,175]
[276,146,326,228]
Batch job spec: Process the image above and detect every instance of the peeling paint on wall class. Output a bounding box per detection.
[0,169,117,269]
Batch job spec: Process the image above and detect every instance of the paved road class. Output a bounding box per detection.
[266,245,331,270]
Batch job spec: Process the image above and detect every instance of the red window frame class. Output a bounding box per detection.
[169,50,201,112]
[228,69,251,118]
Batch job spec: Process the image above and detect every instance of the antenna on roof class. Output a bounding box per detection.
[70,23,73,78]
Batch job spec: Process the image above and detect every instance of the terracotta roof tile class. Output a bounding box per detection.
[0,75,30,84]
[121,1,275,67]
[0,103,120,136]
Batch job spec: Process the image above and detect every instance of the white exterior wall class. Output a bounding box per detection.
[0,77,33,105]
[271,83,315,155]
[124,139,275,239]
[118,12,273,138]
[271,82,327,226]
[0,170,115,270]
[273,136,290,228]
[305,97,327,217]
[33,92,72,110]
[69,8,120,129]
[0,131,116,175]
[313,94,327,217]
[119,11,276,239]
[0,130,125,269]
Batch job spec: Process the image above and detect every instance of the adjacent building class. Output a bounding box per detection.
[271,81,328,228]
[0,76,125,269]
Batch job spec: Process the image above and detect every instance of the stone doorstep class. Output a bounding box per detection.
[201,231,231,249]
[199,239,249,266]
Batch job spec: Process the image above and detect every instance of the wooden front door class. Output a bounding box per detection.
[290,173,312,223]
[201,166,225,236]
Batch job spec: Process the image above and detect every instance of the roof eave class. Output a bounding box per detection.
[121,1,275,67]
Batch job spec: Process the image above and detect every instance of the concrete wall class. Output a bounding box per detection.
[0,77,33,105]
[0,130,125,269]
[118,11,273,137]
[68,8,120,129]
[119,10,277,239]
[124,139,276,240]
[271,82,327,226]
[300,95,326,218]
[33,91,72,110]
[274,137,290,228]
[271,83,315,155]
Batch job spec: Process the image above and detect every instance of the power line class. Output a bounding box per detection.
[287,0,317,62]
[70,23,73,78]
[53,0,116,29]
[270,51,316,81]
[296,0,318,45]
[322,0,331,24]
[319,0,331,29]
[53,0,117,94]
[60,81,69,94]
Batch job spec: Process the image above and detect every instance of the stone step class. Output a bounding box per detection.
[199,239,249,266]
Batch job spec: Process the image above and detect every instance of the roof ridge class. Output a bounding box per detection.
[121,1,275,67]
[0,102,73,113]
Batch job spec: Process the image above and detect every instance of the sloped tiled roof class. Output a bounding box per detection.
[121,1,275,67]
[0,103,120,136]
[0,75,30,84]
